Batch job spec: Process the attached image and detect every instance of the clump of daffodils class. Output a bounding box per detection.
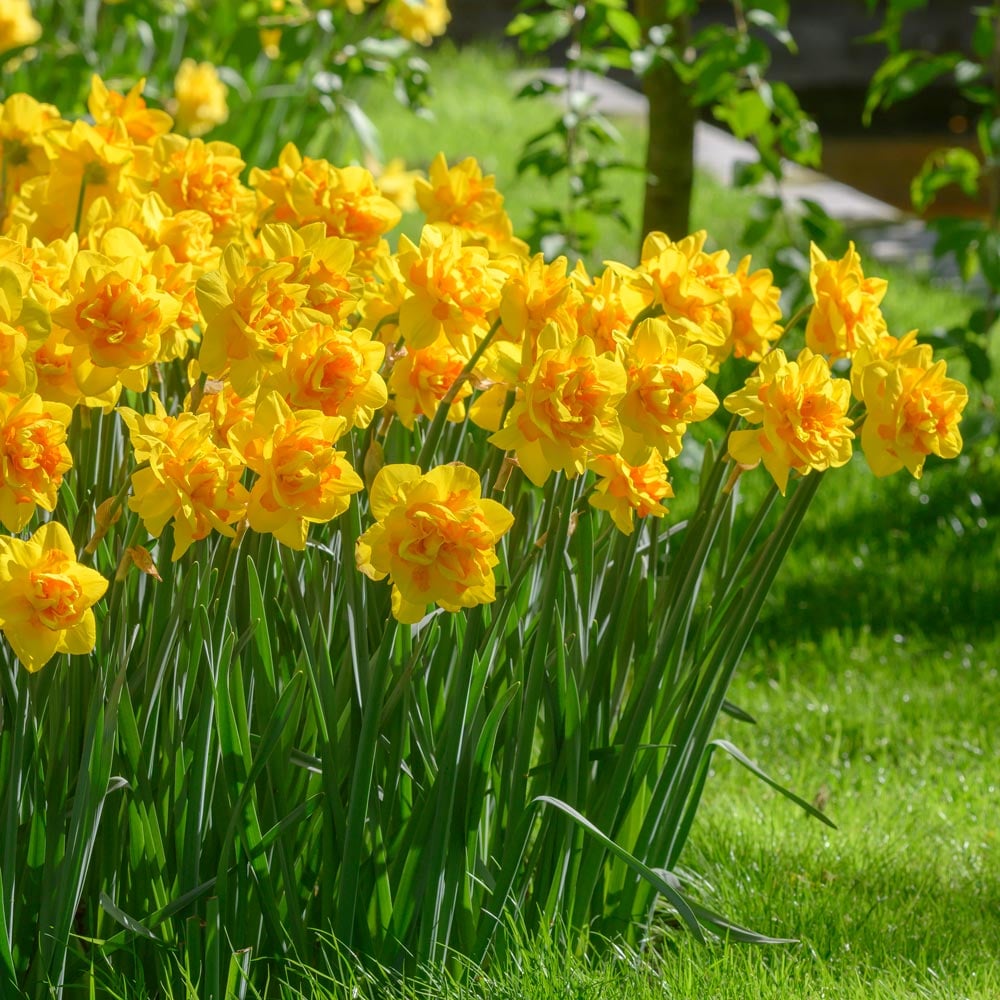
[0,76,969,671]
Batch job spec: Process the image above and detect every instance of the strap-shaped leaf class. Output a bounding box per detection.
[711,739,836,828]
[721,700,758,725]
[651,871,797,945]
[0,867,15,989]
[98,892,159,941]
[532,795,705,943]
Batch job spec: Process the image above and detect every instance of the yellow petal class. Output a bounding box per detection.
[369,464,421,520]
[391,586,428,624]
[3,624,62,673]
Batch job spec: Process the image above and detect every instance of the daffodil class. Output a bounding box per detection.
[0,391,72,530]
[0,0,41,57]
[489,331,627,486]
[588,451,673,535]
[618,317,718,463]
[385,0,451,46]
[251,143,401,267]
[414,152,524,254]
[858,349,967,478]
[621,231,734,365]
[396,224,505,353]
[196,243,311,395]
[171,60,229,137]
[230,391,363,548]
[724,347,854,494]
[264,321,387,430]
[0,522,107,673]
[153,134,256,243]
[357,463,513,624]
[389,334,471,428]
[806,242,888,360]
[725,255,783,363]
[88,75,173,145]
[119,400,248,559]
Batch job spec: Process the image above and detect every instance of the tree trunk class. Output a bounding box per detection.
[637,2,697,245]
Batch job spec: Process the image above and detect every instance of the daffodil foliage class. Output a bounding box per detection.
[0,78,968,998]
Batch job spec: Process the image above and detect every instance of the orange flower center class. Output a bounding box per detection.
[76,278,161,365]
[29,554,85,630]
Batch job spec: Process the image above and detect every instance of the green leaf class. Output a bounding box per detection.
[0,867,16,991]
[973,12,995,60]
[746,9,796,52]
[515,77,565,101]
[245,557,275,688]
[710,739,836,827]
[864,51,960,125]
[605,8,641,49]
[910,147,981,212]
[506,12,538,37]
[976,115,1000,158]
[98,893,159,941]
[720,699,757,725]
[714,91,771,141]
[507,10,572,53]
[533,796,706,943]
[677,890,798,944]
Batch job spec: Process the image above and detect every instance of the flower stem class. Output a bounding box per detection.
[72,179,88,236]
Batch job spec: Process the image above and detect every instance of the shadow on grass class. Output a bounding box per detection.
[751,453,1000,644]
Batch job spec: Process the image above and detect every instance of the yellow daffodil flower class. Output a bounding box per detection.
[0,522,107,673]
[806,241,888,360]
[357,463,513,624]
[588,451,674,535]
[0,390,72,530]
[724,347,854,494]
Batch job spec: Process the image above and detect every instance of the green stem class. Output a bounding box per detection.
[334,629,395,947]
[783,300,811,336]
[627,302,664,337]
[72,178,88,236]
[372,313,400,340]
